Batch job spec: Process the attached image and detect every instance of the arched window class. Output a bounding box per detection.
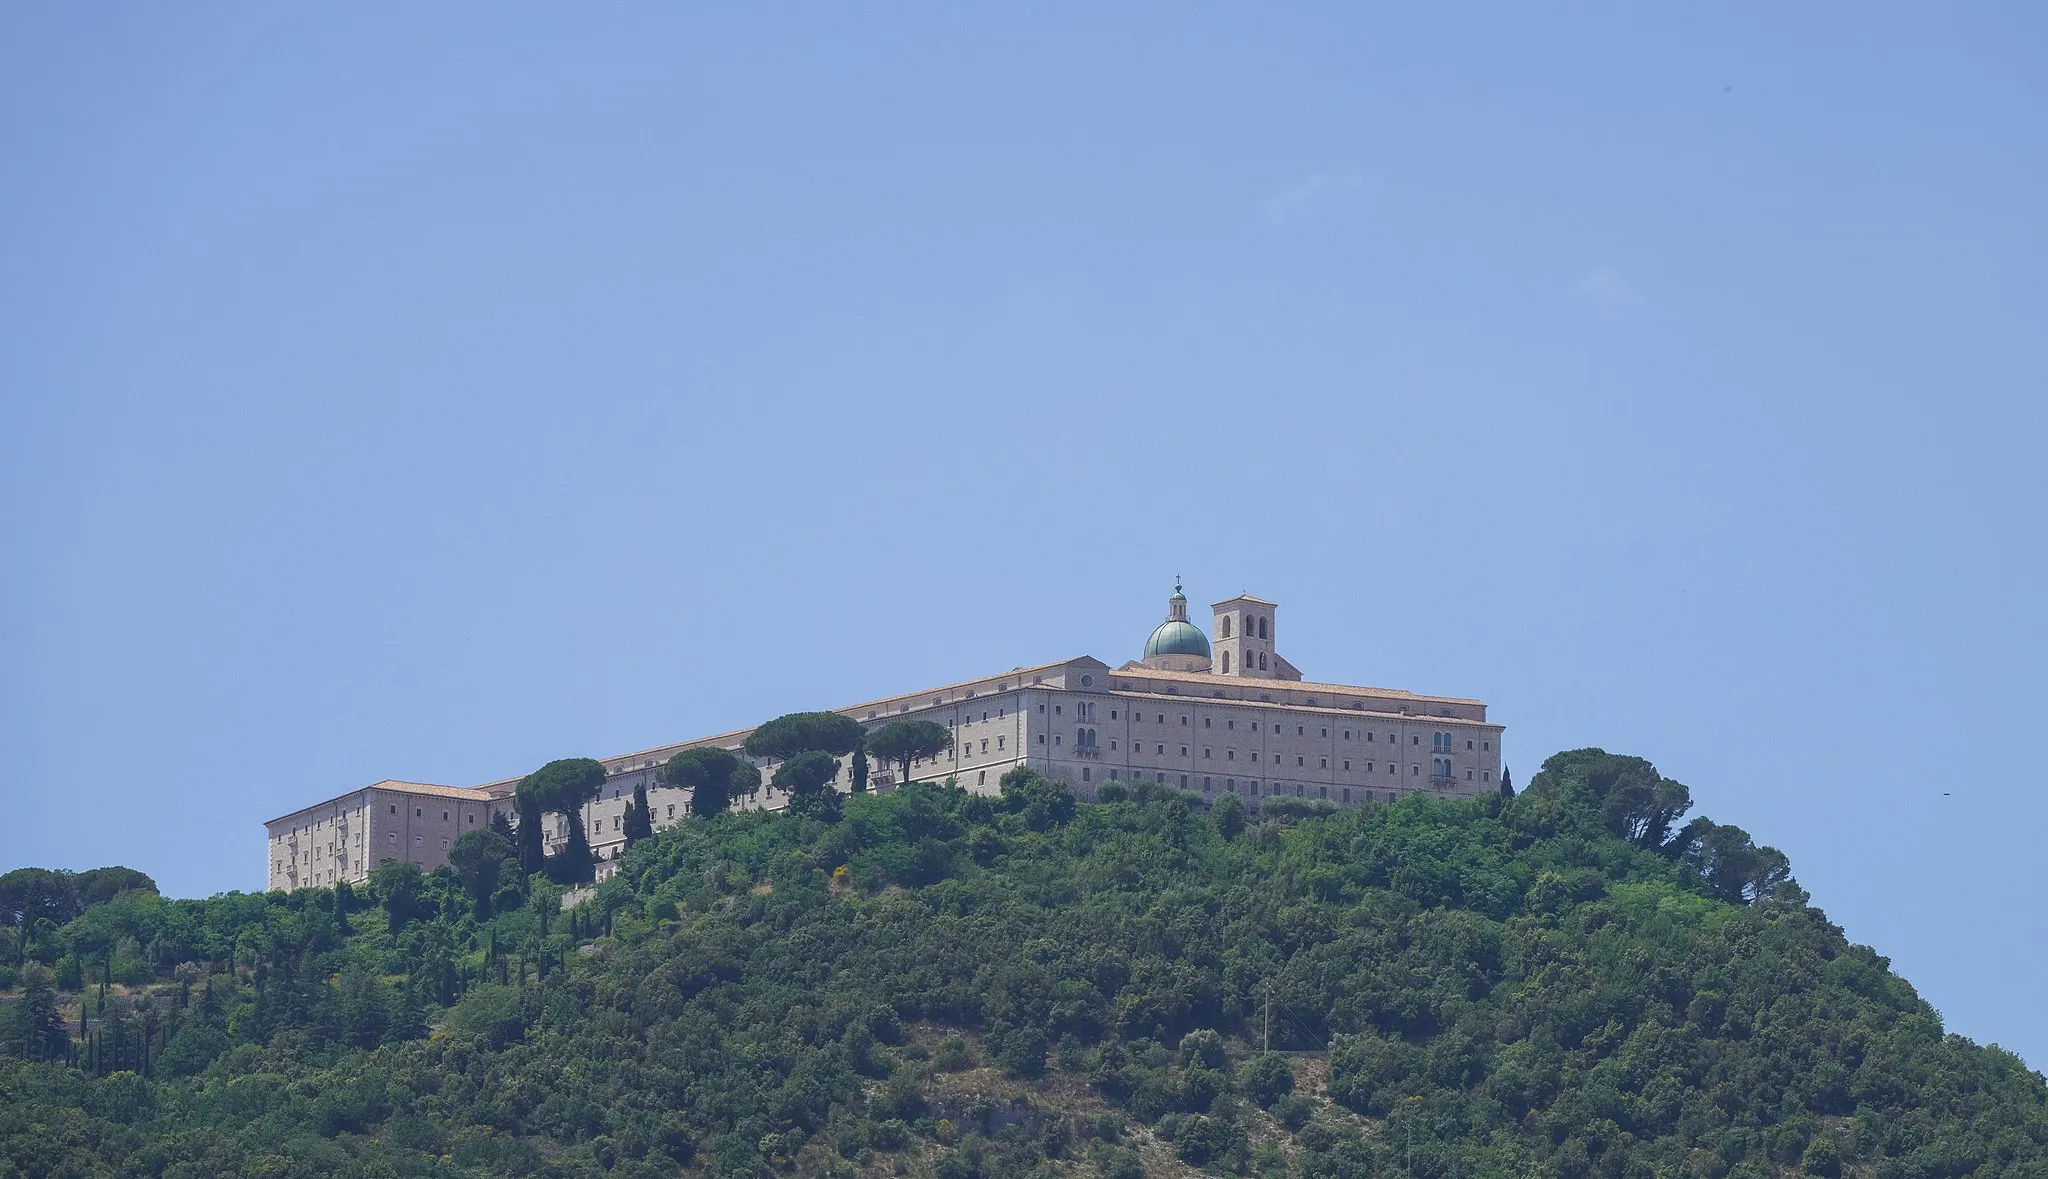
[1220,616,1232,638]
[1222,651,1232,673]
[1258,617,1268,639]
[1258,652,1268,670]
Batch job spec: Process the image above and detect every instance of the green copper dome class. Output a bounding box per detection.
[1144,619,1212,659]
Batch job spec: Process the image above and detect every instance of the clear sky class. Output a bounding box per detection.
[3,5,2045,1064]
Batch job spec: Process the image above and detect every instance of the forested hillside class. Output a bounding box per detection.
[3,750,2044,1179]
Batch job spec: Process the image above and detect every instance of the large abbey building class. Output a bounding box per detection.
[264,587,1504,891]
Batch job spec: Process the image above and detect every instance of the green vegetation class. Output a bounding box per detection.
[866,720,955,787]
[662,747,760,819]
[1,748,2043,1179]
[518,758,611,884]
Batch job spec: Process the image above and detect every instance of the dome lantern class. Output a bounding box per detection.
[1141,579,1212,671]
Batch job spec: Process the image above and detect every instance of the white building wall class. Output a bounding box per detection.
[268,631,1507,885]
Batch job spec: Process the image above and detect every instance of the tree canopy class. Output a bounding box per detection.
[865,719,954,784]
[1,747,2042,1179]
[448,827,514,920]
[743,710,864,761]
[660,747,756,818]
[516,757,608,883]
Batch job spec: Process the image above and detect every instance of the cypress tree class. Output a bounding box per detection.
[623,783,653,844]
[1500,767,1515,798]
[852,742,870,794]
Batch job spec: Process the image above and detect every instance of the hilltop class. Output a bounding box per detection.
[3,750,2045,1179]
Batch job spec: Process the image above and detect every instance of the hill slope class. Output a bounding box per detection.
[3,751,2044,1179]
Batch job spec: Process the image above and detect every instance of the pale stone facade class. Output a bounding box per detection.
[264,781,509,892]
[263,588,1503,889]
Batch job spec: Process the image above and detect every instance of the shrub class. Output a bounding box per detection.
[1243,1052,1294,1106]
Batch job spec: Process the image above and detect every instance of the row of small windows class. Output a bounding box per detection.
[1085,770,1416,808]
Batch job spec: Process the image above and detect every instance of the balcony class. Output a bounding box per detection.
[1073,747,1101,760]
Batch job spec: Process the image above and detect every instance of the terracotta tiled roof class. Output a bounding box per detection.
[265,780,497,825]
[1105,664,1488,710]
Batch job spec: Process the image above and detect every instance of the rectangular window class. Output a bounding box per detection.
[1156,744,1165,754]
[442,811,449,821]
[1204,748,1212,758]
[1204,717,1212,727]
[1320,758,1328,768]
[667,804,675,818]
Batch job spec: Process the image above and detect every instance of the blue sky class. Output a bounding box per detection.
[4,6,2045,1064]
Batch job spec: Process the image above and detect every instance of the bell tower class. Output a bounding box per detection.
[1212,594,1280,678]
